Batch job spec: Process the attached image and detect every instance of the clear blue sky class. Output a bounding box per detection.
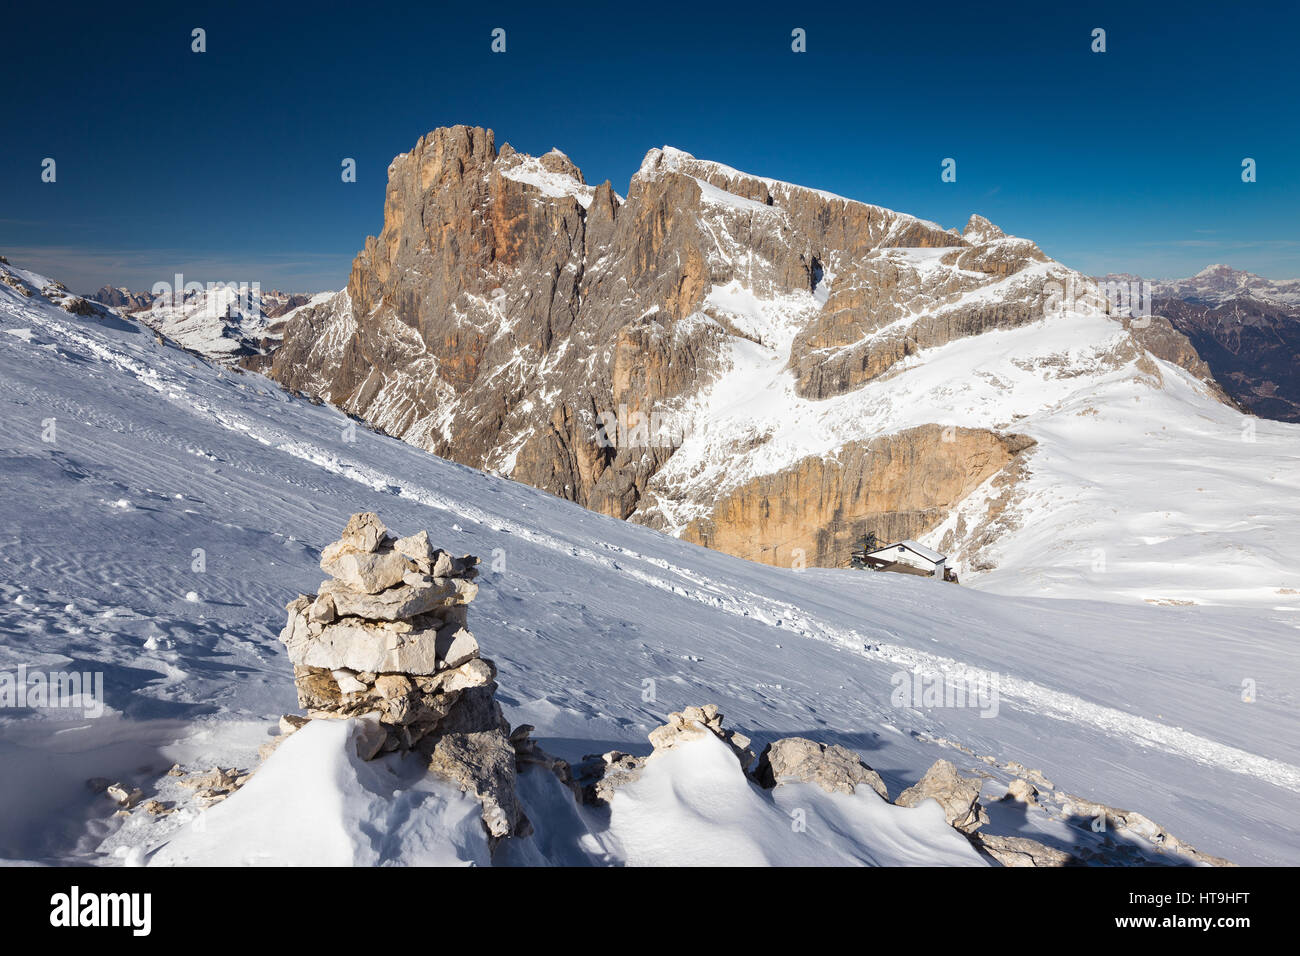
[2,0,1297,293]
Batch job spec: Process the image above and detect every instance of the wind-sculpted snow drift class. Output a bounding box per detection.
[3,256,1300,866]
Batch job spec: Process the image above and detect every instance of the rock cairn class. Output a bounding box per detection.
[278,512,527,840]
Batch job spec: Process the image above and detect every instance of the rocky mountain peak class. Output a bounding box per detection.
[268,125,1231,574]
[90,285,154,312]
[963,213,1006,244]
[1195,262,1236,277]
[538,147,584,181]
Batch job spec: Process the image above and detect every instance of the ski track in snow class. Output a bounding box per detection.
[281,438,1300,795]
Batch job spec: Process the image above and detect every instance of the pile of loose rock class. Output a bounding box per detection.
[277,512,526,840]
[571,704,1234,867]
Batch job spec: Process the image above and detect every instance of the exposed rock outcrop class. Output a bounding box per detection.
[895,758,990,833]
[753,736,889,799]
[572,750,648,807]
[1050,790,1236,867]
[894,757,1236,867]
[682,426,1035,567]
[973,833,1079,867]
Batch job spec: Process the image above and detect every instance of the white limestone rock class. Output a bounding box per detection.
[339,512,390,553]
[435,625,479,670]
[283,613,442,675]
[318,542,410,594]
[647,704,755,771]
[755,736,889,799]
[895,759,989,834]
[320,575,476,621]
[332,669,370,694]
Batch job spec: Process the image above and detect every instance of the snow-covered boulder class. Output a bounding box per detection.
[645,704,756,770]
[754,736,890,799]
[592,726,986,866]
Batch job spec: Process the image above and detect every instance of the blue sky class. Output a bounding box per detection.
[2,0,1297,293]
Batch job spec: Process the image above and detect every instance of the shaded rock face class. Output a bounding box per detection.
[683,426,1034,567]
[974,833,1078,867]
[276,512,527,841]
[572,751,648,807]
[263,293,312,319]
[1155,296,1300,422]
[269,126,1191,568]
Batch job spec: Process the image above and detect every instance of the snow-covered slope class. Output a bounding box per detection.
[3,258,1300,866]
[638,277,1300,607]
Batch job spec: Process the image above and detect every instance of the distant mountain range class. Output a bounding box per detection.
[1097,265,1300,422]
[89,285,320,360]
[1148,263,1300,307]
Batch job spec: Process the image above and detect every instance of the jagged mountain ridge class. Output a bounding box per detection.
[90,286,155,312]
[268,126,1254,583]
[1147,263,1300,307]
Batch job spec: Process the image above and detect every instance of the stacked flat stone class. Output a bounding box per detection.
[279,512,490,754]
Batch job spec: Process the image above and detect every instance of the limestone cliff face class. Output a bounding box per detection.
[269,126,1224,571]
[272,128,732,519]
[681,427,1035,567]
[788,220,1056,400]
